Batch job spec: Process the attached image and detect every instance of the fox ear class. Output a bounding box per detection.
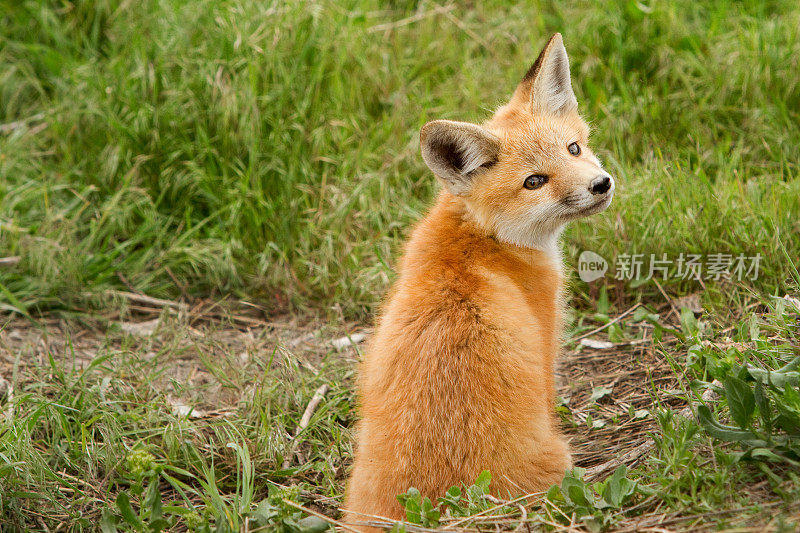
[420,120,501,196]
[512,33,578,116]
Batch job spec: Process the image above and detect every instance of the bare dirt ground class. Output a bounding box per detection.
[0,309,356,419]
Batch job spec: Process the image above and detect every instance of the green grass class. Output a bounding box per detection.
[2,0,799,317]
[1,0,800,531]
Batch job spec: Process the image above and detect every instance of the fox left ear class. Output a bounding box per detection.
[420,120,501,196]
[512,33,578,116]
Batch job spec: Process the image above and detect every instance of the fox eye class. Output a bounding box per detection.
[568,142,581,156]
[523,174,548,190]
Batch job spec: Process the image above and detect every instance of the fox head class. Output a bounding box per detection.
[420,33,614,252]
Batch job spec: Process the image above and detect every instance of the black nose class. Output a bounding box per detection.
[590,175,612,195]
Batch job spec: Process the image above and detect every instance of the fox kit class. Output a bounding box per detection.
[344,34,614,528]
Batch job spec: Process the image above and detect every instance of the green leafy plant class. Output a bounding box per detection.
[396,487,441,527]
[101,449,204,532]
[694,302,800,466]
[696,359,800,466]
[438,470,505,518]
[247,486,331,533]
[545,466,639,532]
[397,471,513,527]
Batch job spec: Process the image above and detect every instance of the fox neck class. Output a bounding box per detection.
[494,220,565,264]
[453,193,565,266]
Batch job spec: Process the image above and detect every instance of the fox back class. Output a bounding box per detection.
[344,34,614,530]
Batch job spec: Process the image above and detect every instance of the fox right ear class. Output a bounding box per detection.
[420,120,501,196]
[511,33,578,116]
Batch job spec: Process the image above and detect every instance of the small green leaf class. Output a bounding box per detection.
[474,470,491,492]
[600,465,636,508]
[753,381,772,433]
[144,479,163,521]
[680,307,699,337]
[724,376,755,429]
[748,367,800,389]
[298,515,331,533]
[100,510,119,533]
[652,325,663,343]
[608,323,625,342]
[747,448,784,462]
[696,405,764,444]
[590,386,613,403]
[546,483,562,502]
[439,485,462,511]
[748,314,761,340]
[632,306,649,322]
[397,488,422,524]
[602,465,624,507]
[590,419,606,429]
[116,492,143,529]
[597,286,610,315]
[777,357,800,373]
[420,497,440,527]
[560,472,594,508]
[148,519,169,533]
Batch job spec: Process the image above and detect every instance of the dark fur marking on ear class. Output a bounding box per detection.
[551,54,567,89]
[522,34,559,82]
[430,137,465,172]
[419,119,501,195]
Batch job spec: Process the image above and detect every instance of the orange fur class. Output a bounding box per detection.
[343,34,613,530]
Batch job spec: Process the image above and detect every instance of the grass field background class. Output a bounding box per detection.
[1,0,799,531]
[2,0,799,317]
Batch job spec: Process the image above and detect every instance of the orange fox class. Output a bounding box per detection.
[344,34,614,529]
